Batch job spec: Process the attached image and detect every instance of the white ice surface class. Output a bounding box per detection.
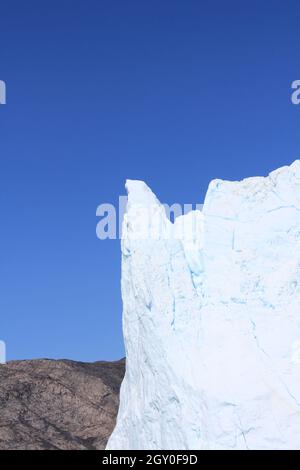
[107,162,300,450]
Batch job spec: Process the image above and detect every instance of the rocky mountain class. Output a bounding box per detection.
[0,358,125,450]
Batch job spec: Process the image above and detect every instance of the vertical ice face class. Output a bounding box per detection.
[107,162,300,450]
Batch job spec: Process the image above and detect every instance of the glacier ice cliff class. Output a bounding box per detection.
[107,161,300,450]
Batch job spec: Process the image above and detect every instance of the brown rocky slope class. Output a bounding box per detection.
[0,358,125,450]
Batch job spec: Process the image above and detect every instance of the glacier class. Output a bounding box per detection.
[107,161,300,450]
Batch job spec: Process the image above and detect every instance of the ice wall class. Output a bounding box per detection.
[107,161,300,450]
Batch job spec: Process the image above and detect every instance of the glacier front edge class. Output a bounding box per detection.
[107,162,300,450]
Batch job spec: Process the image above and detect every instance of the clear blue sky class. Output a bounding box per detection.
[1,0,300,361]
